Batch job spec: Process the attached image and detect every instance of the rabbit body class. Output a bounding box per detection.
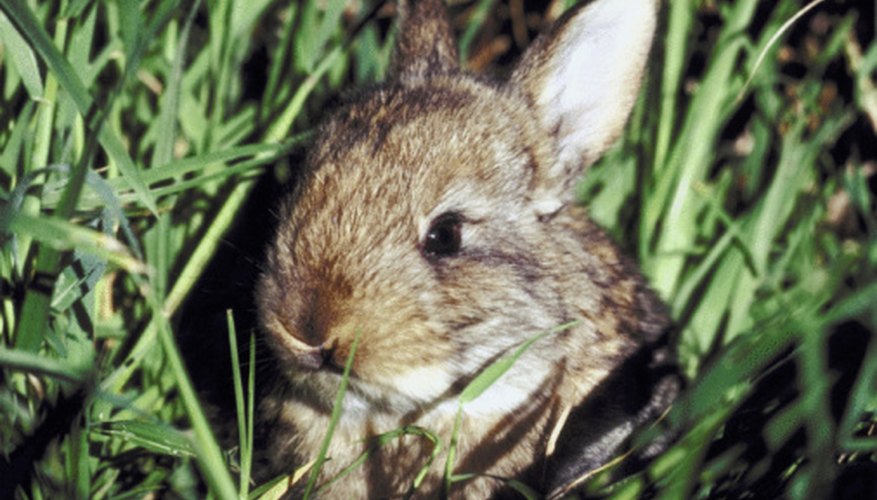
[256,0,677,497]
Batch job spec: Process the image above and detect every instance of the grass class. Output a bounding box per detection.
[0,0,875,498]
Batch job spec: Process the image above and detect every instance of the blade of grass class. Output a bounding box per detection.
[0,9,43,98]
[2,211,147,275]
[6,5,62,352]
[303,328,363,500]
[39,140,306,210]
[205,0,232,149]
[444,321,578,494]
[314,425,442,497]
[314,0,347,61]
[252,472,301,500]
[151,0,199,169]
[261,2,298,119]
[91,420,197,458]
[266,44,344,143]
[66,412,89,499]
[651,0,694,174]
[148,285,238,498]
[735,0,828,103]
[459,0,496,63]
[162,177,254,316]
[0,0,157,215]
[0,345,89,384]
[644,0,760,298]
[227,309,250,498]
[245,329,256,496]
[459,320,578,404]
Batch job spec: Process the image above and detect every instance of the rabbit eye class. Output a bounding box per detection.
[422,212,462,258]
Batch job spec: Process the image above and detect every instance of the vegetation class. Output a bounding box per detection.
[0,0,874,498]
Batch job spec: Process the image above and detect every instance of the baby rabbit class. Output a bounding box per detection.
[256,0,679,497]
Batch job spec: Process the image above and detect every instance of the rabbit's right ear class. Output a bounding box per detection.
[509,0,658,206]
[390,0,459,83]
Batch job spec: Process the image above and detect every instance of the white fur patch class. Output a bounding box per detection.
[390,363,454,402]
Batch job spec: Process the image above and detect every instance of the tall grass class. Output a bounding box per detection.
[0,0,874,498]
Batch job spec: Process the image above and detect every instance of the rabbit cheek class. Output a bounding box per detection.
[282,288,453,394]
[382,361,455,403]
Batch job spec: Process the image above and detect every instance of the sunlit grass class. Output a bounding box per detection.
[0,0,875,498]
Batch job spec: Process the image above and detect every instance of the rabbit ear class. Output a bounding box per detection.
[390,0,459,82]
[509,0,658,202]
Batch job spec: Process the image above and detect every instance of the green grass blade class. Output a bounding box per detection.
[314,0,347,60]
[266,44,344,143]
[303,328,363,500]
[652,0,694,174]
[444,321,577,494]
[91,419,197,458]
[3,211,147,275]
[151,0,198,169]
[0,9,43,97]
[314,425,442,497]
[458,321,578,404]
[245,330,257,495]
[226,309,250,498]
[0,345,89,384]
[0,0,157,214]
[151,290,238,498]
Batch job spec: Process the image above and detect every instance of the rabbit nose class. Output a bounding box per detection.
[319,339,346,373]
[290,344,325,370]
[289,340,342,371]
[289,343,339,371]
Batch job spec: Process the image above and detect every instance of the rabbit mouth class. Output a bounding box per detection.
[264,318,342,372]
[264,319,423,406]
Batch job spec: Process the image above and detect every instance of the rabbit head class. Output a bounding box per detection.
[256,0,674,495]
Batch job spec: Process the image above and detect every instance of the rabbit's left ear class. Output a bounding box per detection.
[390,0,459,83]
[509,0,658,202]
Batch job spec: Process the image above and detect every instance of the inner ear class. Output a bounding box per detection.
[389,0,459,83]
[507,0,658,200]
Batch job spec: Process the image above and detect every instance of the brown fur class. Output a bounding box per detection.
[256,0,678,497]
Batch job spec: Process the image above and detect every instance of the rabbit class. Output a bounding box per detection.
[255,0,680,497]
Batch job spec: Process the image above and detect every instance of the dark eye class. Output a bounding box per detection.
[422,212,462,258]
